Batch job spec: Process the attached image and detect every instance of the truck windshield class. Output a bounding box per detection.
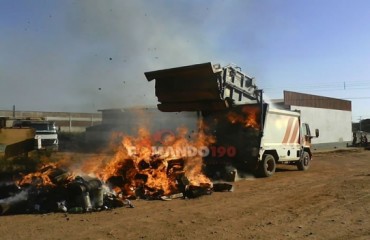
[14,121,56,132]
[30,123,52,131]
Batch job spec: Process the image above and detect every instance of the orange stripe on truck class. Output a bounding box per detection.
[282,118,294,144]
[288,119,299,143]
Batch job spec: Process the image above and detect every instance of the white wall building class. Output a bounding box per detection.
[279,91,352,150]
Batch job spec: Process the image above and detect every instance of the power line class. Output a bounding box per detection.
[344,97,370,100]
[262,80,370,93]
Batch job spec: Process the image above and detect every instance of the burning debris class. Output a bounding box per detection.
[0,163,128,215]
[0,126,222,215]
[96,127,215,200]
[226,105,260,128]
[0,107,265,216]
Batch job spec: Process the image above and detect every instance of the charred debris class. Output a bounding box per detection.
[0,157,233,216]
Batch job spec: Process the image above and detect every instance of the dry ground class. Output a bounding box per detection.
[1,149,370,240]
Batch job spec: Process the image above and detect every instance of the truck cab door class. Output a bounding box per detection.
[301,123,312,147]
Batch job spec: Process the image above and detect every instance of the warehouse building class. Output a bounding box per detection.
[274,91,352,150]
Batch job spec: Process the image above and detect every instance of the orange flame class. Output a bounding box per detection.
[16,121,215,200]
[17,163,74,187]
[227,106,260,128]
[97,123,214,197]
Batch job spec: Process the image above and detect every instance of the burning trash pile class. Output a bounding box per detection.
[0,163,132,215]
[0,127,225,215]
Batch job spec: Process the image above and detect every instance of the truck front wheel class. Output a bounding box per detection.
[297,151,310,171]
[257,154,276,177]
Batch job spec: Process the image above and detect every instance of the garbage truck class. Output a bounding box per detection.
[145,62,319,178]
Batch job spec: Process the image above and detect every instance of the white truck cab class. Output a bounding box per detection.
[13,119,59,151]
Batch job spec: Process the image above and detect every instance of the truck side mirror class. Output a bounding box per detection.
[315,129,319,138]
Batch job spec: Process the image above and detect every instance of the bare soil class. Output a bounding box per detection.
[1,149,370,240]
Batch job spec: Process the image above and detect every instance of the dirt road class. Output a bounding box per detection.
[1,149,370,240]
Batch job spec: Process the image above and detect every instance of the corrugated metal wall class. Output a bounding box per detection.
[284,91,351,111]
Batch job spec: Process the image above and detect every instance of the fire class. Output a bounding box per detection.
[227,106,260,128]
[17,163,74,187]
[97,125,215,199]
[0,119,224,216]
[13,121,215,203]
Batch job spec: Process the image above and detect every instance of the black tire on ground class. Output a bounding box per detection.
[257,154,276,177]
[297,151,311,171]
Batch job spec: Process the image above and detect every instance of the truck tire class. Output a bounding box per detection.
[257,154,276,177]
[297,151,310,171]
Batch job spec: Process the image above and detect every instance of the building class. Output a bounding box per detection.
[275,91,352,150]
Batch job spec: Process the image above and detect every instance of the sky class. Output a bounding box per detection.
[1,0,370,121]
